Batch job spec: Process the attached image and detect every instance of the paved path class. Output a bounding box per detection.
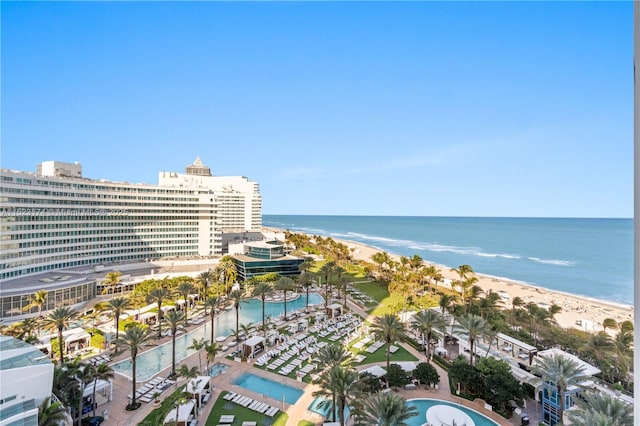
[97,292,518,426]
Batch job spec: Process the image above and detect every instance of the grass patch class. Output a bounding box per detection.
[204,391,289,426]
[298,421,315,426]
[90,329,105,349]
[348,339,418,366]
[353,281,389,303]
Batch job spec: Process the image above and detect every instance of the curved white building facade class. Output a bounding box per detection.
[0,158,261,320]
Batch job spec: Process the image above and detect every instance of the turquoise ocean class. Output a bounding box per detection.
[263,215,633,306]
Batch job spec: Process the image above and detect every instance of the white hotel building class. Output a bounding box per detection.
[0,158,262,321]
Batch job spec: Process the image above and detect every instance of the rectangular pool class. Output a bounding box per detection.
[233,373,303,405]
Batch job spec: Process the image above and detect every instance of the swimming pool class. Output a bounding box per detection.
[405,398,500,426]
[112,293,324,381]
[308,396,350,421]
[233,372,303,405]
[209,362,229,377]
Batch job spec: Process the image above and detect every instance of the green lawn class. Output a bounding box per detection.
[205,391,289,426]
[139,385,188,426]
[348,338,418,366]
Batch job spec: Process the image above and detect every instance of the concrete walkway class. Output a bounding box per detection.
[97,292,518,426]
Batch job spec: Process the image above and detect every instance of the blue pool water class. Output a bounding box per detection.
[233,373,303,405]
[209,362,229,378]
[112,293,324,381]
[308,397,351,421]
[406,398,499,426]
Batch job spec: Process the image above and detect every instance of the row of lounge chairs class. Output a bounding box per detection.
[130,376,176,402]
[223,392,280,417]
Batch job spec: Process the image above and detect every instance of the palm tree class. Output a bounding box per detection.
[602,318,618,333]
[299,256,316,275]
[353,392,418,426]
[37,396,69,426]
[566,390,634,426]
[410,309,446,359]
[219,256,238,294]
[297,272,315,312]
[43,307,78,365]
[612,330,633,383]
[239,322,255,343]
[204,295,223,343]
[105,296,130,353]
[451,264,474,280]
[87,363,114,417]
[116,323,152,410]
[315,343,351,372]
[371,314,407,371]
[102,271,122,295]
[177,281,195,322]
[274,276,295,321]
[197,270,214,311]
[23,289,49,319]
[313,365,361,426]
[532,353,589,425]
[319,261,337,308]
[165,310,185,378]
[188,338,206,373]
[511,296,525,326]
[205,341,222,374]
[455,313,490,366]
[228,289,246,346]
[147,287,172,338]
[252,282,273,338]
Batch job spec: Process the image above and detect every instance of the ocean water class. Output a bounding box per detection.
[263,215,633,305]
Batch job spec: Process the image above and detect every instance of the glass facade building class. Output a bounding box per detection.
[232,241,303,280]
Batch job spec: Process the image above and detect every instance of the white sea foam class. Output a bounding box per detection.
[528,257,575,267]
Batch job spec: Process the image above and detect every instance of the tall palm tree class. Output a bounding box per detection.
[147,287,172,338]
[105,296,130,353]
[451,264,474,280]
[205,341,222,374]
[371,314,407,371]
[313,365,361,426]
[204,295,223,343]
[297,272,315,312]
[228,289,246,346]
[612,330,633,383]
[87,363,114,417]
[532,353,589,425]
[353,392,418,426]
[37,396,69,426]
[165,310,185,378]
[319,261,337,308]
[315,343,351,372]
[219,256,238,294]
[197,270,214,312]
[101,271,122,295]
[299,256,316,276]
[188,338,206,373]
[116,323,152,410]
[23,289,49,319]
[252,281,273,338]
[410,309,446,359]
[454,313,489,366]
[177,281,195,322]
[274,277,295,321]
[177,363,199,383]
[511,296,525,326]
[566,390,634,426]
[239,322,254,343]
[44,307,78,365]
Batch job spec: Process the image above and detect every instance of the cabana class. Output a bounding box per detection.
[496,332,537,366]
[64,328,91,353]
[83,379,113,408]
[138,312,156,325]
[186,376,212,408]
[394,361,417,373]
[163,399,196,426]
[326,303,343,319]
[243,336,265,359]
[361,365,386,378]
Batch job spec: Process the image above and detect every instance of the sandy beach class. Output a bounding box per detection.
[280,229,633,334]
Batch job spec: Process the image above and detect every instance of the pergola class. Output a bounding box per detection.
[496,333,537,366]
[163,399,196,426]
[242,336,265,359]
[326,303,342,318]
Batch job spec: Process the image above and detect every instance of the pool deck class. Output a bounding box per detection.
[96,293,529,426]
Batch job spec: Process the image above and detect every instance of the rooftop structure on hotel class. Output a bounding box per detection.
[231,240,304,281]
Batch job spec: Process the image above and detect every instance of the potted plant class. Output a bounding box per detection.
[152,392,161,406]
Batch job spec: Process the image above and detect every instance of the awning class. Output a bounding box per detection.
[186,376,211,395]
[244,336,265,347]
[395,361,417,372]
[164,400,195,424]
[361,365,386,378]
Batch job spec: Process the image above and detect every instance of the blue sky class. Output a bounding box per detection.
[2,2,632,217]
